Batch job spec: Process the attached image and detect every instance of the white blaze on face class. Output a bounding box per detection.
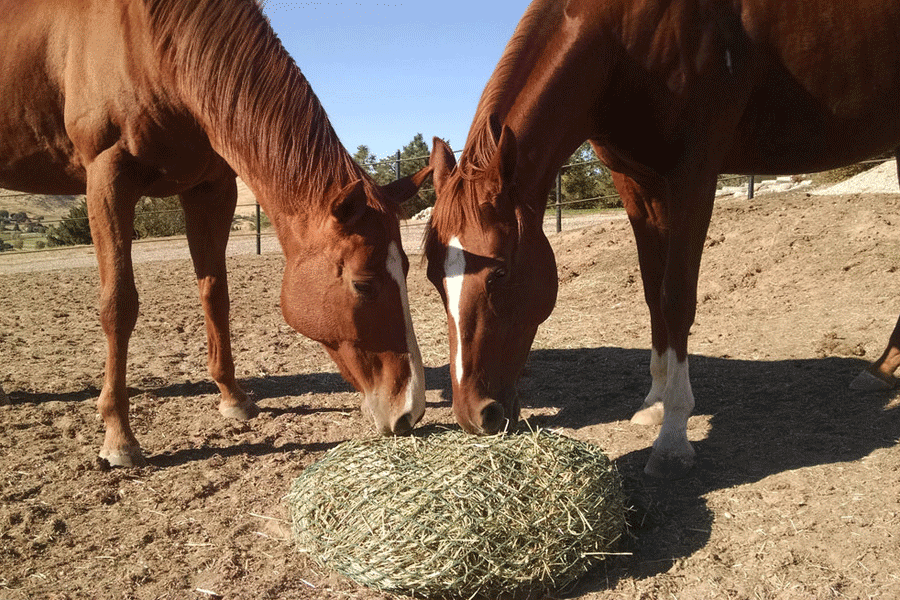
[385,241,425,422]
[444,236,466,384]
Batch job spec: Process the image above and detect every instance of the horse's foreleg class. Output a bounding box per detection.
[180,176,258,420]
[642,175,718,479]
[613,171,669,426]
[87,150,143,467]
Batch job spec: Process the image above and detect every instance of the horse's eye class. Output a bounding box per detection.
[353,280,377,300]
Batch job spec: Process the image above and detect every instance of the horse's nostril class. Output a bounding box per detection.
[480,402,506,434]
[392,413,414,436]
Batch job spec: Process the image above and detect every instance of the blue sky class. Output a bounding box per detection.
[262,1,530,159]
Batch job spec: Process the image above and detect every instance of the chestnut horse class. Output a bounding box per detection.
[0,0,431,466]
[425,0,900,478]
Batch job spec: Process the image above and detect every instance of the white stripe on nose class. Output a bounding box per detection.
[386,241,425,421]
[444,236,466,384]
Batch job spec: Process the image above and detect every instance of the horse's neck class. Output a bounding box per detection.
[156,0,362,222]
[203,80,361,221]
[478,6,605,216]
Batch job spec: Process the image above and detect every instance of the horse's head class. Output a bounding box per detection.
[279,168,431,435]
[425,130,557,434]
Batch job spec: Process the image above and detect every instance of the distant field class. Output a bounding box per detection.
[0,179,261,252]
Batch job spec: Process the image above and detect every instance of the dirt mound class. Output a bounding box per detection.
[813,159,899,195]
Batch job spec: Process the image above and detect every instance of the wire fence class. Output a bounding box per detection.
[1,152,895,256]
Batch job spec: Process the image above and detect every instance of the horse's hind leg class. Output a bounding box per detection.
[851,314,900,390]
[180,176,259,420]
[851,148,900,391]
[87,149,144,467]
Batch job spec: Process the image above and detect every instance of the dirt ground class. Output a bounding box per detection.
[1,188,898,600]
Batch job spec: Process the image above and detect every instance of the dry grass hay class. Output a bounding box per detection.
[286,428,625,599]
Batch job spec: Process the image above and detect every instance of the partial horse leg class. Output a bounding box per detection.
[643,173,718,478]
[851,313,900,390]
[612,171,669,427]
[850,148,900,391]
[87,149,144,466]
[180,176,258,420]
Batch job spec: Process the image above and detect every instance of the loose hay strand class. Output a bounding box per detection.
[286,428,625,599]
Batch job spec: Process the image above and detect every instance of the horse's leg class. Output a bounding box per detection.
[179,176,258,420]
[87,149,144,467]
[612,171,670,426]
[850,148,900,390]
[642,172,718,479]
[852,315,900,390]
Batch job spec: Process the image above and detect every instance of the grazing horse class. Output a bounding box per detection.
[425,0,900,478]
[0,0,431,467]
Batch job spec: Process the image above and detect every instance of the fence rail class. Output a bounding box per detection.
[1,152,895,256]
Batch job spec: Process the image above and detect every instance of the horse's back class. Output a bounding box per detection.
[726,0,900,172]
[0,0,91,193]
[0,0,221,197]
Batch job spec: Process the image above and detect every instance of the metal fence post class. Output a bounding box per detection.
[255,203,261,255]
[395,150,401,180]
[748,175,755,199]
[556,170,562,233]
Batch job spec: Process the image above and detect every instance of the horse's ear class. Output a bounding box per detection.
[381,164,433,204]
[329,179,367,226]
[493,124,517,188]
[429,137,456,196]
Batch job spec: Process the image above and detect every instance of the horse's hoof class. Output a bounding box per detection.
[849,369,896,391]
[99,444,146,468]
[644,446,695,479]
[631,401,664,426]
[219,400,260,420]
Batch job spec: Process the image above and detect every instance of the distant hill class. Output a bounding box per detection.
[0,178,260,222]
[0,191,81,221]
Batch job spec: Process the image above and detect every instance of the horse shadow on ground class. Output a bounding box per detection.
[9,345,898,588]
[497,346,900,591]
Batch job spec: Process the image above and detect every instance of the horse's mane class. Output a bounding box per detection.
[147,0,390,215]
[425,2,546,250]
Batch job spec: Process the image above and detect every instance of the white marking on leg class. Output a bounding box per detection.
[444,236,466,384]
[647,348,667,404]
[652,349,696,461]
[631,348,667,425]
[386,241,425,422]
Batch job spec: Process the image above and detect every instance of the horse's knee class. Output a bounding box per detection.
[99,283,139,337]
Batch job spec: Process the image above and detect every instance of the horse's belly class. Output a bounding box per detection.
[0,129,86,195]
[724,86,900,175]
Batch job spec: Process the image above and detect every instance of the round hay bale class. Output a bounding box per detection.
[286,428,625,598]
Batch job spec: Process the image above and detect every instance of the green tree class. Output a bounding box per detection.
[352,144,395,187]
[133,196,185,239]
[397,133,435,216]
[353,136,436,216]
[48,196,187,247]
[48,200,92,246]
[549,142,618,210]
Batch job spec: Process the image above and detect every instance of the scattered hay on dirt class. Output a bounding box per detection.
[286,428,625,599]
